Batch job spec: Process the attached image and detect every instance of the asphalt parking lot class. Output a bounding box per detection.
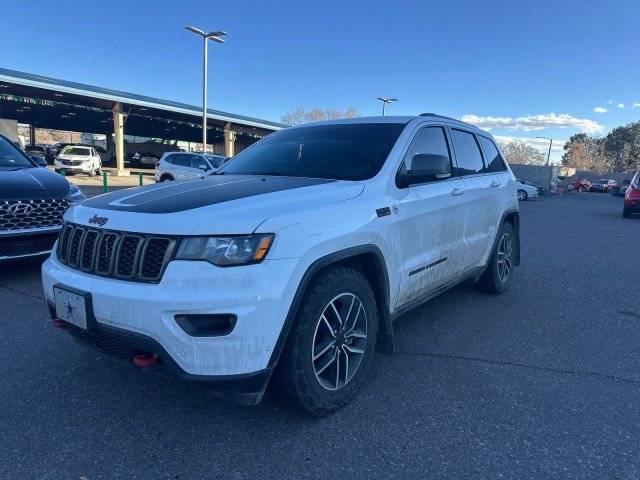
[1,193,639,479]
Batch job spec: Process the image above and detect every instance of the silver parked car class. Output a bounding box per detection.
[154,152,228,182]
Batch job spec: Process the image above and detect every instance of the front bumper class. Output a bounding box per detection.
[54,161,93,173]
[46,301,272,404]
[42,254,302,379]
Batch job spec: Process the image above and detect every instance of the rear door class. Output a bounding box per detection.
[172,154,194,180]
[449,128,502,270]
[189,155,210,178]
[393,125,467,308]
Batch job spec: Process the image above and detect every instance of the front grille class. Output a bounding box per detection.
[0,198,70,231]
[57,222,176,283]
[0,232,59,258]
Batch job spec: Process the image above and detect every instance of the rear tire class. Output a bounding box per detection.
[273,266,378,416]
[475,222,516,294]
[623,206,631,218]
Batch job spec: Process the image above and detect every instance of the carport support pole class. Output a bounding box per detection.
[139,172,143,186]
[224,122,236,157]
[202,36,208,153]
[102,171,108,193]
[112,102,129,177]
[29,125,36,146]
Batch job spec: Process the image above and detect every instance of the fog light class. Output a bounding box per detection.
[174,314,237,337]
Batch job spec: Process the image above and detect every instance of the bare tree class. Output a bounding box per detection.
[499,141,546,165]
[562,134,610,172]
[281,107,359,126]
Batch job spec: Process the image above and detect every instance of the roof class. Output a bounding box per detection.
[287,114,482,132]
[0,67,287,131]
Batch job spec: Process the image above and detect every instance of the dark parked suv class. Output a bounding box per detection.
[0,134,84,260]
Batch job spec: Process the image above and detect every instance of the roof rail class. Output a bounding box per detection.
[419,113,459,121]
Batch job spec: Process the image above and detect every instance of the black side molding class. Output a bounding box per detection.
[408,257,447,276]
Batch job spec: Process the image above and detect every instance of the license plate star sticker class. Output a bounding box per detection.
[64,299,77,320]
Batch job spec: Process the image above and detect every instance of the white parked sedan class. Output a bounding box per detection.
[154,152,228,182]
[516,180,539,200]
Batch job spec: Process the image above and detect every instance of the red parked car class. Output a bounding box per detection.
[623,170,640,218]
[572,178,591,192]
[589,179,618,193]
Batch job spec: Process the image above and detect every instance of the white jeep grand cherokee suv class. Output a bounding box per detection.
[42,114,520,415]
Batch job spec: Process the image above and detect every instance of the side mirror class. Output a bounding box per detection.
[32,155,48,167]
[398,154,451,187]
[198,164,209,171]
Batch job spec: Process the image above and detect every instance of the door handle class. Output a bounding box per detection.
[490,180,501,187]
[451,187,465,196]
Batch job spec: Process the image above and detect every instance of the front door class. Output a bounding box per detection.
[393,125,467,308]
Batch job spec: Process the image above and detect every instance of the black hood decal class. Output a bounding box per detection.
[82,175,336,213]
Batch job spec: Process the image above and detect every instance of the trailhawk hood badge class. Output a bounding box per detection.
[88,214,109,226]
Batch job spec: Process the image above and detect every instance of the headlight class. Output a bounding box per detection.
[65,184,86,204]
[175,234,274,266]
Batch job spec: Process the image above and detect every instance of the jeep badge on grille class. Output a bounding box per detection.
[88,214,108,226]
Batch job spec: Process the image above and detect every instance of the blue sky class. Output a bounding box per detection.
[1,0,639,162]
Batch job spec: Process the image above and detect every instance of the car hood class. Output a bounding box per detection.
[69,175,364,234]
[0,167,71,199]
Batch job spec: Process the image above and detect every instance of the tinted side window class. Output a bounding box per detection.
[478,136,507,172]
[172,154,191,167]
[403,126,451,172]
[190,155,207,168]
[451,129,484,176]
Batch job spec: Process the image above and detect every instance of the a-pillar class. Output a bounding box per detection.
[112,102,129,176]
[224,122,236,157]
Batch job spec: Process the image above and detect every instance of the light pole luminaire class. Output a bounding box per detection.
[377,97,398,116]
[185,26,227,152]
[536,136,553,166]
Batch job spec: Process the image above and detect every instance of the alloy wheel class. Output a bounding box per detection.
[497,232,513,283]
[311,293,367,391]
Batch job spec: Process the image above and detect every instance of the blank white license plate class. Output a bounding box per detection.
[54,286,88,329]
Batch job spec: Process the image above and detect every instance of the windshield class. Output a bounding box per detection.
[0,136,35,169]
[217,123,405,181]
[61,146,91,156]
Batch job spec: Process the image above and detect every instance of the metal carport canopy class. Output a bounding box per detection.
[0,67,285,143]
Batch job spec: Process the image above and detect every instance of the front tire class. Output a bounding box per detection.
[159,174,174,182]
[273,267,378,416]
[517,189,528,201]
[475,222,516,294]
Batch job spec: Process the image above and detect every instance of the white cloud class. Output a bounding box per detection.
[494,135,567,152]
[460,113,604,134]
[493,135,568,163]
[633,102,640,108]
[593,106,608,113]
[617,103,625,108]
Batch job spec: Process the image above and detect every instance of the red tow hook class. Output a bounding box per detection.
[52,318,66,329]
[133,353,159,368]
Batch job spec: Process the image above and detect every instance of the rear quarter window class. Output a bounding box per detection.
[478,136,508,172]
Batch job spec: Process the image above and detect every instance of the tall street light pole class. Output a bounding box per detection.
[536,136,553,166]
[377,97,398,116]
[185,26,227,152]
